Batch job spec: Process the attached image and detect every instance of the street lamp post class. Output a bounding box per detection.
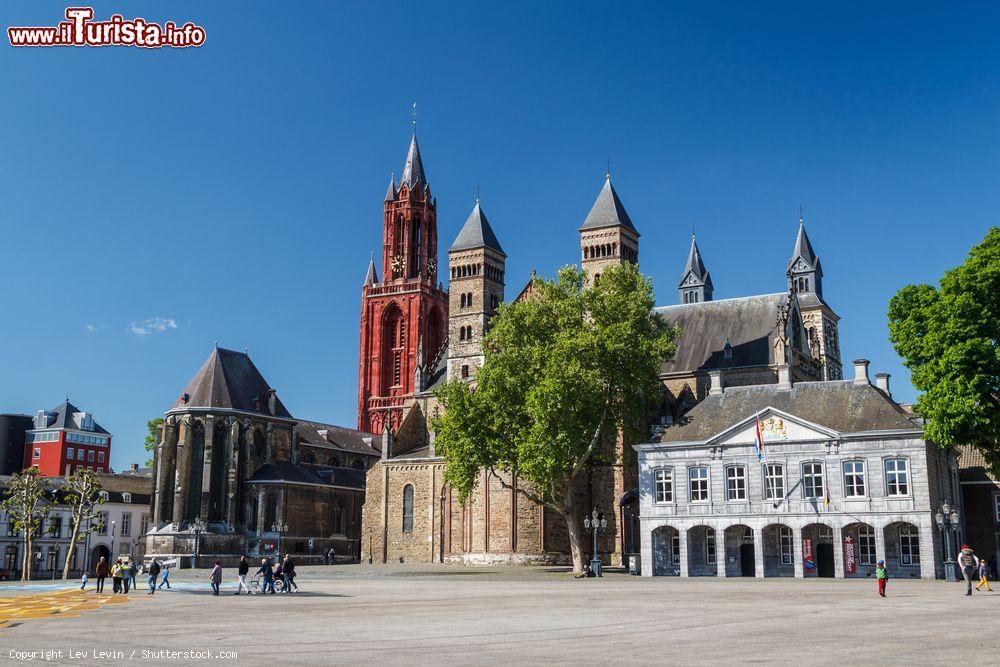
[110,520,116,563]
[272,521,288,558]
[934,501,961,583]
[583,509,608,577]
[192,518,206,568]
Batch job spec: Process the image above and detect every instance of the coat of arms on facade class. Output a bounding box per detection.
[759,415,788,440]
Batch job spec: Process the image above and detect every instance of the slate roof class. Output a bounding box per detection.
[384,178,397,202]
[399,133,427,188]
[678,236,712,288]
[391,445,434,460]
[579,177,638,234]
[363,256,379,286]
[653,293,787,374]
[656,381,920,443]
[247,461,366,490]
[172,347,293,418]
[35,400,110,435]
[449,202,505,254]
[422,342,449,393]
[296,419,381,457]
[788,221,822,274]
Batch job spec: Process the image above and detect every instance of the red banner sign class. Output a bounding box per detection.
[803,538,814,570]
[844,535,856,574]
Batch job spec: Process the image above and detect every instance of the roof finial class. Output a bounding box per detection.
[474,183,481,204]
[605,157,613,179]
[411,102,417,133]
[799,205,806,225]
[214,340,218,349]
[691,221,696,240]
[244,347,249,356]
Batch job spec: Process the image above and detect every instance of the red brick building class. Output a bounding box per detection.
[357,131,448,434]
[24,400,112,476]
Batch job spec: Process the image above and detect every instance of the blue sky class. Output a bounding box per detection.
[1,1,996,470]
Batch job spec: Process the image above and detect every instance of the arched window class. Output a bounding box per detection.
[460,293,466,307]
[301,452,316,464]
[331,499,344,534]
[352,459,365,470]
[329,454,341,467]
[402,485,414,533]
[381,304,405,391]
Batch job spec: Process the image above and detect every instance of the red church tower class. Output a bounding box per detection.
[358,131,448,433]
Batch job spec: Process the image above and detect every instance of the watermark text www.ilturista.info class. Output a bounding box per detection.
[8,7,205,48]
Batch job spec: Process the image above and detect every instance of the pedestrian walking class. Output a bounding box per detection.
[80,570,89,591]
[958,545,979,596]
[257,558,275,594]
[975,559,993,592]
[210,561,223,596]
[94,557,109,593]
[147,559,161,595]
[111,559,124,594]
[875,560,888,597]
[158,566,171,589]
[282,555,297,593]
[235,555,250,595]
[127,561,138,594]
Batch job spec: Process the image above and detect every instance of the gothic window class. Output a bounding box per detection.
[331,499,344,534]
[382,305,405,390]
[402,485,414,533]
[301,452,316,464]
[352,459,365,470]
[330,455,341,467]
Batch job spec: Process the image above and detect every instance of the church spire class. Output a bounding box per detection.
[363,253,379,286]
[787,216,823,298]
[399,132,427,189]
[678,234,713,303]
[384,176,396,202]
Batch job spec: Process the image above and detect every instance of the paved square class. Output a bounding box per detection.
[2,565,997,665]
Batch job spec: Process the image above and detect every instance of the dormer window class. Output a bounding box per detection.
[724,340,733,360]
[122,492,132,503]
[99,491,109,502]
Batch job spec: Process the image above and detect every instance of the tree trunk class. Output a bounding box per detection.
[23,534,33,581]
[63,515,81,580]
[563,496,586,574]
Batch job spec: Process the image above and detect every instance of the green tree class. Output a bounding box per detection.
[60,469,104,580]
[144,417,163,467]
[888,227,1000,475]
[434,263,676,572]
[0,468,51,581]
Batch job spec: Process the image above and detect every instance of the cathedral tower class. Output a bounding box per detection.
[447,200,505,383]
[358,132,449,433]
[787,218,842,380]
[678,234,713,303]
[579,175,639,284]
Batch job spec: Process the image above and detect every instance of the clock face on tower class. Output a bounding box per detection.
[427,258,437,275]
[392,254,404,274]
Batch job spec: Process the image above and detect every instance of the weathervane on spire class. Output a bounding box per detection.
[605,158,613,179]
[799,205,806,224]
[474,183,481,203]
[691,221,696,239]
[411,102,417,133]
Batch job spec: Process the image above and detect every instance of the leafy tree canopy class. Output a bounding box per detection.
[433,263,676,570]
[144,417,163,467]
[888,227,1000,473]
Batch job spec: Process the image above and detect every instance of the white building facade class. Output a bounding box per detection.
[636,362,960,580]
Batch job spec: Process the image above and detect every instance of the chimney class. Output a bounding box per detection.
[130,463,139,472]
[708,370,724,396]
[777,365,792,389]
[875,372,891,398]
[853,359,870,385]
[380,422,393,461]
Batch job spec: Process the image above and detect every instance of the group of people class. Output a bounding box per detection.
[874,545,995,598]
[226,554,299,595]
[80,556,171,595]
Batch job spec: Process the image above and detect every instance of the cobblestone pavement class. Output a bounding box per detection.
[2,565,998,665]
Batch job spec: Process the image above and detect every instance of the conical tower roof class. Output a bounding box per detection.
[172,347,292,417]
[579,176,638,234]
[788,219,822,274]
[678,235,712,288]
[363,255,379,286]
[399,133,427,189]
[384,177,397,202]
[450,201,505,255]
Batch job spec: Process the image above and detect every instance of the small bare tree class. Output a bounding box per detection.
[1,468,51,581]
[60,469,104,580]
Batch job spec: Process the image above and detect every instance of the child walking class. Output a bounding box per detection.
[875,560,888,597]
[80,570,89,590]
[975,560,993,592]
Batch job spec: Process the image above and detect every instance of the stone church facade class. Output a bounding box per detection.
[358,129,841,566]
[145,347,380,567]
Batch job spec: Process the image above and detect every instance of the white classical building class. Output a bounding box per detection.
[635,360,960,580]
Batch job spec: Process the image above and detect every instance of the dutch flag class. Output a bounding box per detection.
[754,412,765,461]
